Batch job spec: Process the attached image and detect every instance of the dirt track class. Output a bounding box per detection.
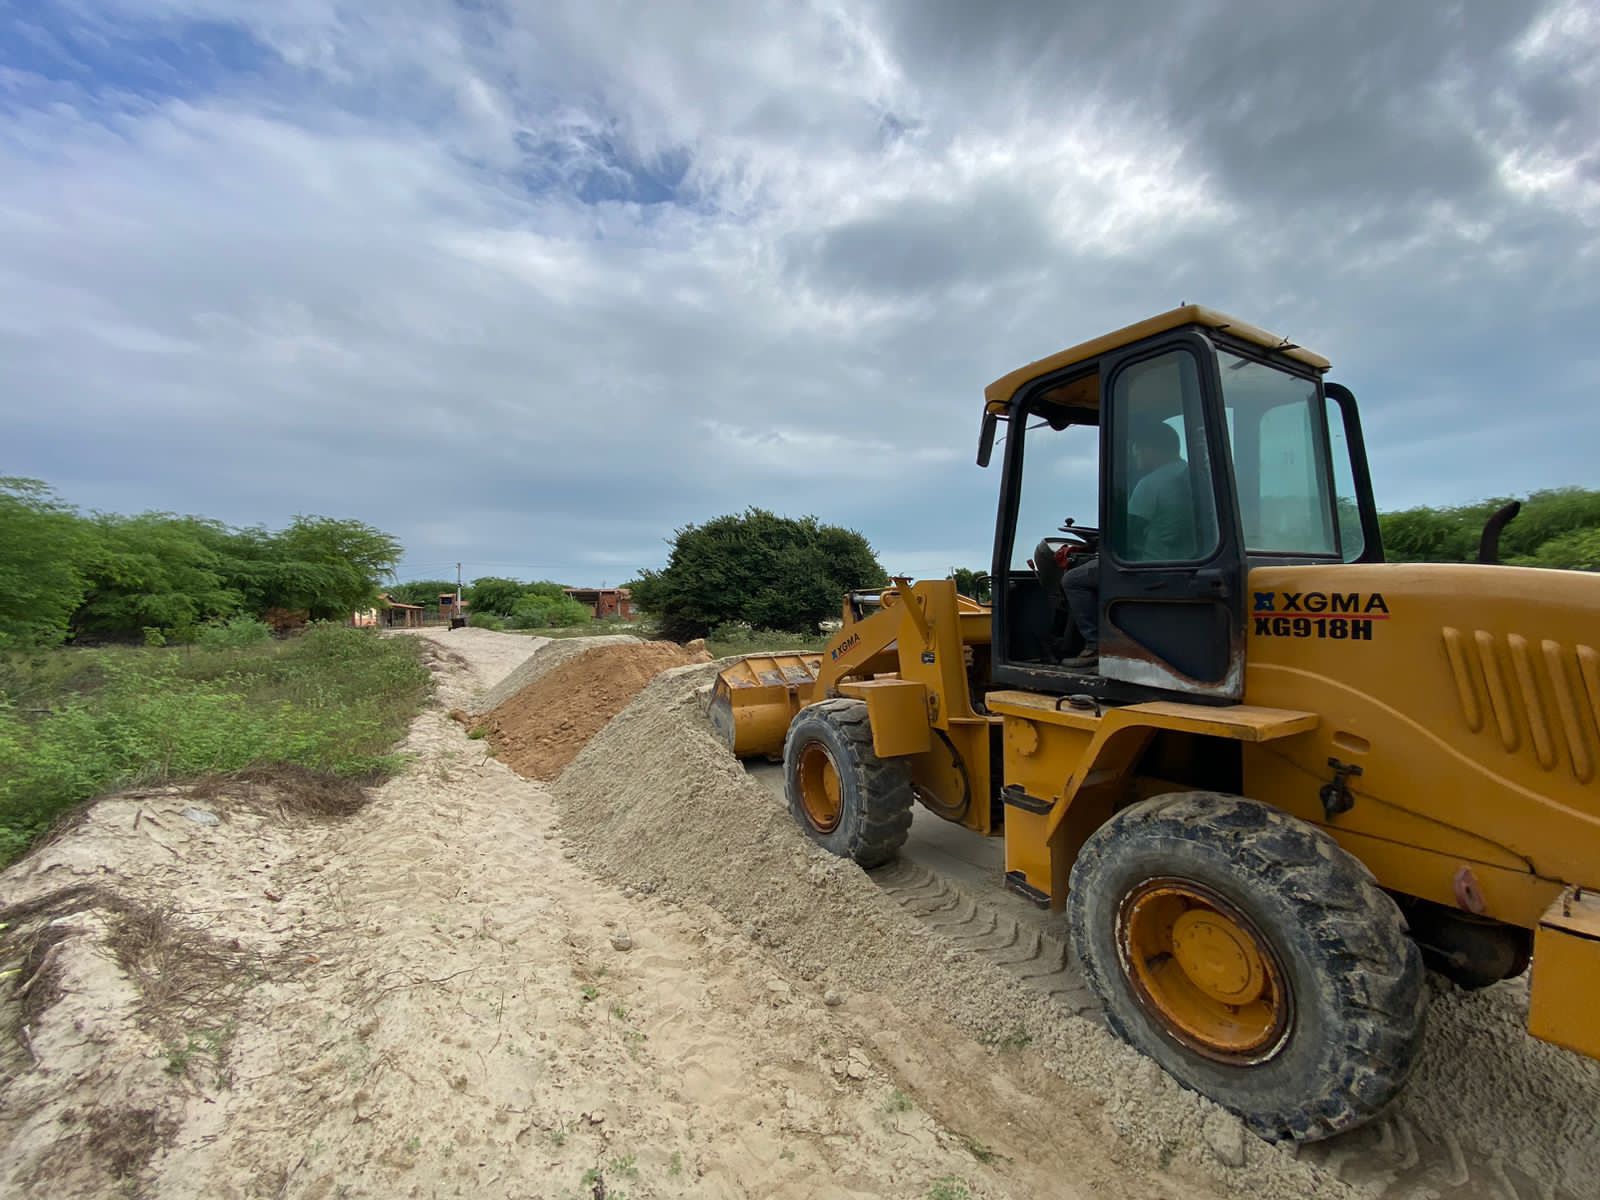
[4,627,1596,1200]
[0,629,1192,1199]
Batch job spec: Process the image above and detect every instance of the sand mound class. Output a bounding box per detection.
[472,633,641,714]
[552,664,1357,1200]
[479,641,706,780]
[553,663,1600,1200]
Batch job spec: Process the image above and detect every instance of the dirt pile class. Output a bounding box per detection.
[552,664,1358,1200]
[552,662,1600,1200]
[4,629,1065,1200]
[471,633,640,714]
[477,641,708,780]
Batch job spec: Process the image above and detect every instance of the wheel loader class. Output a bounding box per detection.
[707,305,1600,1143]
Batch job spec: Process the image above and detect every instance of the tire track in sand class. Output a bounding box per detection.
[863,833,1578,1200]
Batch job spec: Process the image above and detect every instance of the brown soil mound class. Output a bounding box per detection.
[479,641,706,780]
[472,633,641,714]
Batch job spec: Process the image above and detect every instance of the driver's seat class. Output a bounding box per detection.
[1030,538,1076,661]
[1033,538,1067,613]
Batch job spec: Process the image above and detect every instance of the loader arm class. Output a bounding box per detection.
[709,578,999,832]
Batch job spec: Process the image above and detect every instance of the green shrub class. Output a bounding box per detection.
[509,595,592,629]
[195,616,273,649]
[0,626,430,865]
[142,626,167,647]
[468,612,506,630]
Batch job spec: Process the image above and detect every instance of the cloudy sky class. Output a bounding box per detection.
[4,1,1598,586]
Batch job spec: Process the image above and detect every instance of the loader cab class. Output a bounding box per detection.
[981,306,1381,703]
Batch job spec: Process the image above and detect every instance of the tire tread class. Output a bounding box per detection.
[785,698,913,868]
[1068,790,1427,1142]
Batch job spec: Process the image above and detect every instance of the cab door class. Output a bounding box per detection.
[1095,333,1247,699]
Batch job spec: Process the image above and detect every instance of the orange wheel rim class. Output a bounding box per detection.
[796,741,844,833]
[1117,878,1291,1063]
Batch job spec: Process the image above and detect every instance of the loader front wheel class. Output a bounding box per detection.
[1068,792,1427,1143]
[783,699,913,868]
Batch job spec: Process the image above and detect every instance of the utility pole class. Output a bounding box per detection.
[455,563,462,617]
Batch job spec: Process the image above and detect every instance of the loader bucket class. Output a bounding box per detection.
[707,653,823,759]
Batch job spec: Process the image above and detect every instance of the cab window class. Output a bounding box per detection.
[1107,349,1220,564]
[1218,350,1337,557]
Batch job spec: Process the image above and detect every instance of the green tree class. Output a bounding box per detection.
[75,513,243,638]
[951,567,991,602]
[1380,487,1600,570]
[522,580,571,601]
[509,593,592,629]
[632,508,887,639]
[0,478,93,647]
[268,516,402,619]
[1517,527,1600,571]
[1500,488,1600,561]
[466,576,526,615]
[388,579,457,606]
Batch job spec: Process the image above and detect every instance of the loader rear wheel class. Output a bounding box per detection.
[783,699,913,868]
[1068,792,1427,1143]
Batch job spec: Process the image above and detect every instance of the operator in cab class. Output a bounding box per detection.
[1062,421,1193,669]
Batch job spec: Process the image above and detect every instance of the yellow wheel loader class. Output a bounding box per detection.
[708,305,1600,1143]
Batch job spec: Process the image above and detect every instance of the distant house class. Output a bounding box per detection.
[352,594,426,629]
[564,586,633,620]
[381,596,425,628]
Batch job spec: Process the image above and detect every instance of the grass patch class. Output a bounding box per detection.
[0,624,431,865]
[704,628,827,658]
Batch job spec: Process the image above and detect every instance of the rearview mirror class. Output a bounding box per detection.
[977,411,998,467]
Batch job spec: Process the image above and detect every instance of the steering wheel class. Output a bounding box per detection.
[1057,516,1099,547]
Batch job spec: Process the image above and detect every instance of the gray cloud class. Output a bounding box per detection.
[2,0,1598,590]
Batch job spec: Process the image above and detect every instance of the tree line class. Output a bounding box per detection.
[1379,487,1600,569]
[0,477,401,647]
[7,478,1594,651]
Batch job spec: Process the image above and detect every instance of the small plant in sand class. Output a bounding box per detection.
[926,1177,972,1200]
[979,1025,1031,1053]
[956,1133,1000,1165]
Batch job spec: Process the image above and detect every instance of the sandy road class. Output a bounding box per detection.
[1,627,1216,1200]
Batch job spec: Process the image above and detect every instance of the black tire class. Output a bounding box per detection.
[783,699,913,868]
[1068,791,1427,1143]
